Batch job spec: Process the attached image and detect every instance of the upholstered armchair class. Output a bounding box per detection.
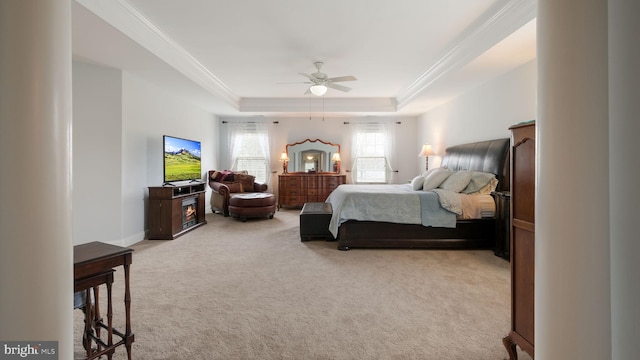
[208,170,268,216]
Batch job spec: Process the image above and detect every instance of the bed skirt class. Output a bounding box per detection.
[336,219,496,251]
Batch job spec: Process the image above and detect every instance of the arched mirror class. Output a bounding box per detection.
[285,139,341,173]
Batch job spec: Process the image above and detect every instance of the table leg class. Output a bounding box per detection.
[123,260,133,360]
[106,278,114,360]
[92,286,101,355]
[83,290,93,358]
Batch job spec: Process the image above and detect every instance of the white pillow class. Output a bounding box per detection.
[462,171,497,194]
[422,169,452,190]
[410,175,425,190]
[439,170,473,193]
[421,167,442,178]
[467,177,499,195]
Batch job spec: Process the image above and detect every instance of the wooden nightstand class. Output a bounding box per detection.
[492,191,510,260]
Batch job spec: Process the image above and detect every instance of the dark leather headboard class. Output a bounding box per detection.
[440,138,510,191]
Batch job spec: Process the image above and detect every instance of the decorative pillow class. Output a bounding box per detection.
[222,171,235,182]
[467,177,499,195]
[223,181,243,193]
[438,170,473,193]
[421,167,441,178]
[234,173,255,192]
[410,175,425,190]
[212,170,234,182]
[422,169,453,191]
[462,171,497,194]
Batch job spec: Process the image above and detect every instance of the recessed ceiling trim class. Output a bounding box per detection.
[395,0,536,109]
[239,98,397,113]
[76,0,239,108]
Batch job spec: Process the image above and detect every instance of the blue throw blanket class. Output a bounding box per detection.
[417,191,457,228]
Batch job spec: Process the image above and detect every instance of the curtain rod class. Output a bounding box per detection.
[343,121,402,125]
[221,120,279,124]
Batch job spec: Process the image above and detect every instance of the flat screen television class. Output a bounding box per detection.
[163,135,202,184]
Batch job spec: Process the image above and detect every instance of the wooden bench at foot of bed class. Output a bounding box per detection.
[300,202,334,241]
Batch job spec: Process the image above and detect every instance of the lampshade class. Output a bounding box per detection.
[331,153,341,162]
[418,144,435,157]
[280,151,289,161]
[309,84,328,96]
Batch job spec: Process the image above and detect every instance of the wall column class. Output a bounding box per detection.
[609,0,640,359]
[0,0,73,357]
[536,0,610,359]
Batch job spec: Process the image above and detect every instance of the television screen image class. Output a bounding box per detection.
[163,135,202,183]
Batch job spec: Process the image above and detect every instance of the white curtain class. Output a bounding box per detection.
[381,121,396,182]
[350,122,366,183]
[226,121,244,170]
[255,121,273,189]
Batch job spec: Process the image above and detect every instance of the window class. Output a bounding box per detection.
[233,133,268,183]
[354,156,387,183]
[226,122,271,185]
[351,122,394,183]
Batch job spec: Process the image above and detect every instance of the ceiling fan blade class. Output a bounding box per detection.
[295,63,357,94]
[327,75,357,83]
[327,83,352,92]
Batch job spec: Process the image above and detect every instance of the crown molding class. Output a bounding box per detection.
[76,0,535,115]
[75,0,239,108]
[239,97,397,113]
[395,0,536,109]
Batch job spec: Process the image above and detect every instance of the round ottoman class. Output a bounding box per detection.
[228,193,276,222]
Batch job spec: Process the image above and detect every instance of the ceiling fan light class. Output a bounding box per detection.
[309,84,328,96]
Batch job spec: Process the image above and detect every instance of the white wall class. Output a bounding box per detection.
[417,59,537,172]
[72,62,123,245]
[72,61,219,246]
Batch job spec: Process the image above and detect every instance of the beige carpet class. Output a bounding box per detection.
[74,208,532,360]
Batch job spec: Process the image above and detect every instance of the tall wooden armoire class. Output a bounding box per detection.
[503,121,535,359]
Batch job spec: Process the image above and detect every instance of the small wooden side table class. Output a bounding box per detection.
[74,242,134,360]
[75,269,115,359]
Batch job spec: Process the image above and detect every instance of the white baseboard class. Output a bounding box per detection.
[120,231,145,247]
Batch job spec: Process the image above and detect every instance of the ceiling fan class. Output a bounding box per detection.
[297,61,357,96]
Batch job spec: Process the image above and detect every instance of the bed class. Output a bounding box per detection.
[327,138,510,251]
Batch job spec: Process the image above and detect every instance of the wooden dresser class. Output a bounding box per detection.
[503,121,535,359]
[278,173,346,208]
